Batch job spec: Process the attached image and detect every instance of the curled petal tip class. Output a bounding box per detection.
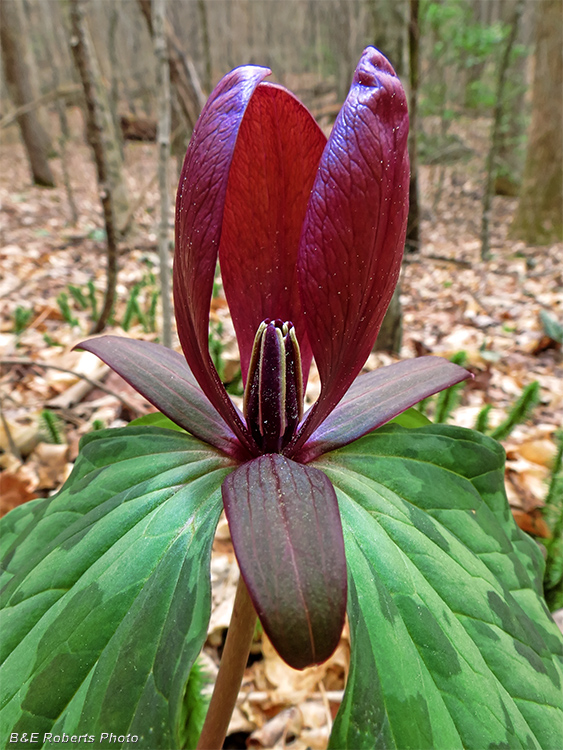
[355,46,398,85]
[294,47,410,447]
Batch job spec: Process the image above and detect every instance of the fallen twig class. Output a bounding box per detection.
[0,400,22,461]
[0,84,81,129]
[0,358,143,416]
[404,253,473,268]
[237,690,344,705]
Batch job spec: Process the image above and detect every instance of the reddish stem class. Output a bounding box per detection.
[197,576,257,750]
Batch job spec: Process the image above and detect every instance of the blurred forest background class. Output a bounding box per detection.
[0,1,562,743]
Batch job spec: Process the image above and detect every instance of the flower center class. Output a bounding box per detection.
[243,319,303,453]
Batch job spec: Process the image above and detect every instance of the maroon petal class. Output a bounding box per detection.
[174,65,270,455]
[76,336,247,459]
[292,357,472,462]
[219,84,326,385]
[296,47,410,443]
[222,454,347,670]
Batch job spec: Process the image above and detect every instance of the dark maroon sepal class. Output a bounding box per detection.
[222,454,347,669]
[75,336,248,460]
[289,356,472,462]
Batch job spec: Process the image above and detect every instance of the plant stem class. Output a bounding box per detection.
[197,577,257,750]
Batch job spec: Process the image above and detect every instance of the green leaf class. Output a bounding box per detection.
[317,424,563,750]
[540,310,563,344]
[0,426,234,748]
[388,406,431,428]
[178,658,212,750]
[128,411,186,432]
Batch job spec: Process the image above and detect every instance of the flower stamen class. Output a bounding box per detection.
[243,319,303,453]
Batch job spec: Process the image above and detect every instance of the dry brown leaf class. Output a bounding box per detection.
[0,413,40,457]
[227,705,255,736]
[27,442,71,490]
[248,706,302,748]
[262,636,348,702]
[510,439,558,468]
[0,470,38,516]
[511,509,552,539]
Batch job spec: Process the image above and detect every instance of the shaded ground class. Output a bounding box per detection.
[1,111,561,748]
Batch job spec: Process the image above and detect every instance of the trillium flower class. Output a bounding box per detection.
[79,48,470,670]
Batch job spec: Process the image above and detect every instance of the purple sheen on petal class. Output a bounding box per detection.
[296,47,410,443]
[283,326,304,441]
[174,65,270,455]
[219,83,326,386]
[222,454,347,670]
[289,357,472,462]
[75,336,248,460]
[257,324,285,452]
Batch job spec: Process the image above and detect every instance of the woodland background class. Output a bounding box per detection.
[0,0,562,747]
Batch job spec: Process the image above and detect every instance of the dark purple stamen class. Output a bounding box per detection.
[243,319,303,453]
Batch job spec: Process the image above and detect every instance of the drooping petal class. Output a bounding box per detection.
[220,83,326,384]
[174,65,270,455]
[295,47,410,444]
[292,357,472,462]
[222,454,347,670]
[76,336,248,459]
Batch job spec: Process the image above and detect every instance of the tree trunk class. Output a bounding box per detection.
[511,0,563,244]
[70,0,129,235]
[17,0,53,154]
[197,0,212,93]
[69,0,120,333]
[481,0,525,260]
[0,0,55,187]
[374,283,403,355]
[406,0,420,253]
[108,2,125,161]
[138,0,205,133]
[38,0,78,224]
[153,0,173,348]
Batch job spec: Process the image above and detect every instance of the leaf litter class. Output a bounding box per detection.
[0,113,561,747]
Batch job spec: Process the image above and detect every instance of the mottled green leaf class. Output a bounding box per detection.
[0,427,233,749]
[317,424,563,750]
[388,406,431,428]
[128,411,186,432]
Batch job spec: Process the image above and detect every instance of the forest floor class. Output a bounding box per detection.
[1,112,562,749]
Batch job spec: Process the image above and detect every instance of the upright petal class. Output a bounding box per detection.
[294,48,409,446]
[174,65,270,455]
[220,83,326,384]
[222,454,347,670]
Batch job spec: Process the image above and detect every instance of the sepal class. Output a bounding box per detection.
[222,454,347,669]
[289,356,471,461]
[75,336,249,460]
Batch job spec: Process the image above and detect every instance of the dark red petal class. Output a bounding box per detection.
[222,454,347,670]
[76,336,248,460]
[296,47,410,442]
[174,65,270,455]
[292,357,472,462]
[220,83,326,385]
